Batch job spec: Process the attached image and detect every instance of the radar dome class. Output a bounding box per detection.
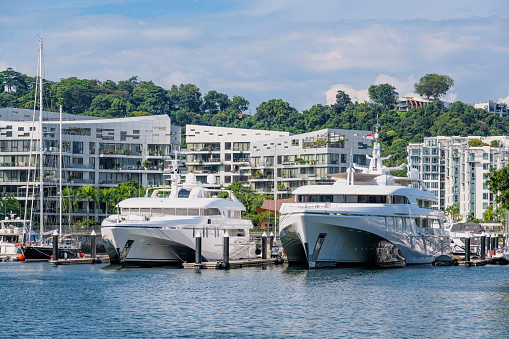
[207,174,216,185]
[408,168,419,180]
[185,172,197,184]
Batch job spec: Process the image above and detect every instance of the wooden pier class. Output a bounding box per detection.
[49,255,110,266]
[183,257,281,269]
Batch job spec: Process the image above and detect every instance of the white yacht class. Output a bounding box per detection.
[279,128,448,268]
[101,172,255,267]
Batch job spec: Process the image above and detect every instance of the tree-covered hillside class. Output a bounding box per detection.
[2,68,509,167]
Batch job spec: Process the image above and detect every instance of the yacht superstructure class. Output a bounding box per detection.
[101,172,255,267]
[279,127,448,268]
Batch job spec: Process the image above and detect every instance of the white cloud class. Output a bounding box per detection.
[325,74,423,105]
[325,84,369,105]
[499,94,509,105]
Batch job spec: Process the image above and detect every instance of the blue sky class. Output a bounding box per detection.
[1,0,508,112]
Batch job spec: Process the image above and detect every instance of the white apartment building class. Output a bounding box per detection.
[185,125,290,186]
[248,128,372,194]
[474,100,508,118]
[0,107,180,226]
[407,136,509,220]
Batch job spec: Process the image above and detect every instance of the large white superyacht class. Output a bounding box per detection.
[101,171,254,267]
[279,128,447,268]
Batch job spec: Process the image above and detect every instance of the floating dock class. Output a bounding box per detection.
[183,258,281,269]
[457,259,490,267]
[49,255,110,266]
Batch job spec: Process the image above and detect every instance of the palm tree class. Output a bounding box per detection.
[445,204,459,222]
[78,185,99,231]
[62,187,79,232]
[98,187,115,215]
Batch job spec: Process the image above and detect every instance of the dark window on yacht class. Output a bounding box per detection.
[151,208,163,215]
[358,195,387,203]
[393,195,409,204]
[176,208,187,216]
[297,195,333,203]
[130,208,140,215]
[203,208,221,216]
[417,199,432,208]
[178,189,190,198]
[415,218,430,228]
[188,208,199,216]
[163,208,175,215]
[140,208,150,215]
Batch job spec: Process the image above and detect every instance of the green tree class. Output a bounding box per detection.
[332,90,352,113]
[133,81,168,115]
[203,90,231,114]
[62,187,79,230]
[98,187,115,215]
[0,68,29,94]
[414,74,454,100]
[0,194,21,219]
[445,203,459,221]
[77,185,99,230]
[485,166,509,210]
[368,84,398,109]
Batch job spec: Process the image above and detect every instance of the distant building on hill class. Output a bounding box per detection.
[407,136,509,220]
[397,96,452,112]
[474,100,508,118]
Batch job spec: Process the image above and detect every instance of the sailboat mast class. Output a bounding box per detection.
[59,105,62,238]
[38,37,44,239]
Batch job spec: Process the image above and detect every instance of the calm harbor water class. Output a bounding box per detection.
[1,262,508,338]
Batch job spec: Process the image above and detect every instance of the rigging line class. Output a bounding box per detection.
[142,226,185,262]
[229,242,255,260]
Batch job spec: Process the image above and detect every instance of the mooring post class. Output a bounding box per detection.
[480,233,486,260]
[262,232,267,259]
[195,231,202,264]
[223,231,230,263]
[91,230,97,260]
[220,231,230,269]
[269,232,274,257]
[464,233,470,262]
[492,234,497,255]
[486,232,491,256]
[52,230,59,262]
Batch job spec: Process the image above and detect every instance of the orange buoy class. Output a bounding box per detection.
[18,253,25,261]
[80,252,85,258]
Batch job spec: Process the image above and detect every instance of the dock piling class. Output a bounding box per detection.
[51,230,59,262]
[91,230,97,260]
[220,231,230,269]
[262,232,267,259]
[480,234,486,260]
[195,231,202,264]
[464,233,470,262]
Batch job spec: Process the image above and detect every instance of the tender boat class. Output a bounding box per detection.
[101,171,255,267]
[0,217,24,261]
[279,126,448,268]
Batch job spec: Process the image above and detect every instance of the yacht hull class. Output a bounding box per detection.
[280,213,442,268]
[102,225,254,267]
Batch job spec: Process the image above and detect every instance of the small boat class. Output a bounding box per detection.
[490,251,509,265]
[432,254,457,266]
[0,216,24,261]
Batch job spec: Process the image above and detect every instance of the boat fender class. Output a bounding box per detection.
[452,259,459,266]
[80,252,85,258]
[219,261,230,269]
[275,256,284,265]
[18,253,25,261]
